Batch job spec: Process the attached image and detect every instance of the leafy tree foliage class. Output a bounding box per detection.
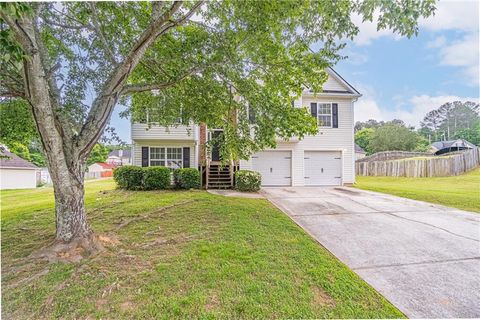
[369,123,423,153]
[0,99,37,146]
[354,119,409,132]
[420,101,479,143]
[0,1,436,246]
[354,128,374,155]
[0,99,47,165]
[86,144,110,166]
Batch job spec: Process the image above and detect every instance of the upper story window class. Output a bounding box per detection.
[150,147,183,169]
[317,103,332,127]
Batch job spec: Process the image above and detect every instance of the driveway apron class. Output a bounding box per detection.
[262,187,480,318]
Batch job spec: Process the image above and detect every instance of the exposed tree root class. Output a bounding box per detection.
[115,199,196,231]
[29,233,105,263]
[5,268,50,290]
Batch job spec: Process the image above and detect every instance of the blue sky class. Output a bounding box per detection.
[110,0,479,143]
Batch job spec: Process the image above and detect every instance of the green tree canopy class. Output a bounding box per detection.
[87,144,110,166]
[369,123,424,153]
[420,101,479,142]
[354,128,374,155]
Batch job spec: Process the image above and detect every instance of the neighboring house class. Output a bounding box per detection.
[87,162,116,178]
[106,149,132,166]
[131,68,360,188]
[430,139,476,155]
[355,143,367,160]
[0,147,39,190]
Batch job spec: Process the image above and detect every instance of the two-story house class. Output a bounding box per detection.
[131,68,360,188]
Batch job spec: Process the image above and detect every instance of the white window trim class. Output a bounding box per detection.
[148,146,184,169]
[316,102,333,128]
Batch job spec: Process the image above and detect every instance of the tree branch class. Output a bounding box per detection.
[77,1,204,156]
[87,3,117,65]
[121,67,199,95]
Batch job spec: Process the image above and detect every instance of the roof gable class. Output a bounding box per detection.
[304,68,361,97]
[323,68,361,95]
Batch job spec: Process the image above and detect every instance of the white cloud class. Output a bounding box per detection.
[426,35,447,48]
[422,1,479,85]
[355,94,479,127]
[436,34,479,85]
[419,0,479,32]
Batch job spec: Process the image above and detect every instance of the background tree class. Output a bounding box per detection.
[355,118,409,132]
[87,144,110,166]
[354,128,374,155]
[0,99,46,166]
[420,109,443,142]
[420,101,479,142]
[368,123,424,153]
[0,1,436,255]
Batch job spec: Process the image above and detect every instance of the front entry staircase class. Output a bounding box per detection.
[206,163,233,189]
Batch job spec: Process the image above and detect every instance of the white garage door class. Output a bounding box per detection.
[304,151,342,186]
[251,151,291,186]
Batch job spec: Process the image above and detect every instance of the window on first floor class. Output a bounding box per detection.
[149,147,183,169]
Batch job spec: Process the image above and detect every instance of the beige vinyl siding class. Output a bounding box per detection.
[132,140,198,169]
[131,123,198,141]
[323,74,350,92]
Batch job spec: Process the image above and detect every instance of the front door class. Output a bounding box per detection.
[211,130,223,161]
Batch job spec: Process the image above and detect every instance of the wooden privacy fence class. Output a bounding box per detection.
[356,148,480,178]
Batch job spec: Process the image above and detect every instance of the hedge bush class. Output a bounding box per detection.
[173,168,200,189]
[235,170,261,192]
[113,166,144,190]
[143,166,171,190]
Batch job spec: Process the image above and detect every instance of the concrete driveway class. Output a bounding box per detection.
[262,187,480,318]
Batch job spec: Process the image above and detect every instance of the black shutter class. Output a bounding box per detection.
[332,103,338,128]
[141,147,149,167]
[310,103,317,118]
[248,105,256,123]
[183,147,190,168]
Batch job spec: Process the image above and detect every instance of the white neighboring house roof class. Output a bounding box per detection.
[0,147,38,170]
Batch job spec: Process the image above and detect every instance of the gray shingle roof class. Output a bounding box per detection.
[431,139,476,152]
[355,143,366,154]
[0,148,38,169]
[108,149,131,158]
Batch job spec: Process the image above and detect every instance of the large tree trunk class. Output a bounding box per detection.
[50,160,91,242]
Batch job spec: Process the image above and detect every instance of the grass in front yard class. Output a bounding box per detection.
[354,168,480,213]
[1,179,403,319]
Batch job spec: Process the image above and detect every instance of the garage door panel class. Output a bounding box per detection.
[305,151,342,186]
[252,151,291,186]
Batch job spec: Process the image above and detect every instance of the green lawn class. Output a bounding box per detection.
[354,168,480,213]
[1,179,402,319]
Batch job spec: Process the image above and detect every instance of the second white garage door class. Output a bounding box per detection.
[251,151,291,186]
[304,151,342,186]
